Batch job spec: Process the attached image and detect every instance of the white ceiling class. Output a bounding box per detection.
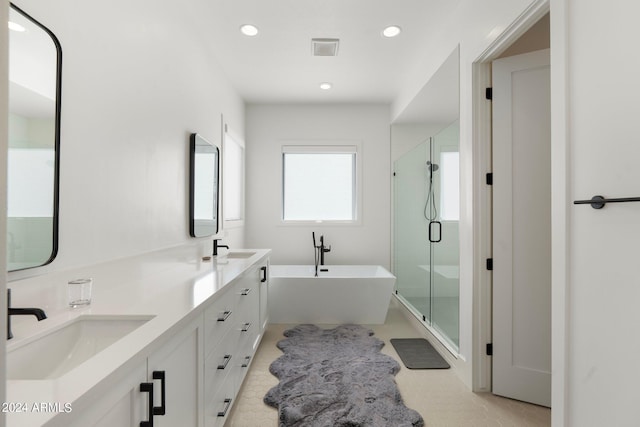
[207,0,460,105]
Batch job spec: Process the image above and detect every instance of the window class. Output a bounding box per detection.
[439,150,459,221]
[282,145,358,222]
[223,130,244,224]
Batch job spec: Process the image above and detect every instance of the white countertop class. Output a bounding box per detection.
[5,249,270,427]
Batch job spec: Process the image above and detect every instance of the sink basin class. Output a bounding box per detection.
[225,251,256,259]
[7,315,153,380]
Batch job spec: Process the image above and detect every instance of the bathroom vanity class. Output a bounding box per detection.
[5,249,270,427]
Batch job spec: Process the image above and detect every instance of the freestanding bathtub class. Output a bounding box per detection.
[268,265,396,324]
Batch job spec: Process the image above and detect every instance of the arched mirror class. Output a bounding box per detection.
[189,133,219,237]
[7,4,62,271]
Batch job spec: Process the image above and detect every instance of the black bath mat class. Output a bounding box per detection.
[390,338,450,369]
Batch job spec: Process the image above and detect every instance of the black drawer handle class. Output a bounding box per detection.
[152,371,166,416]
[217,310,232,322]
[217,398,232,417]
[260,266,267,282]
[241,355,251,368]
[217,354,232,370]
[240,288,251,296]
[140,382,154,427]
[241,322,251,332]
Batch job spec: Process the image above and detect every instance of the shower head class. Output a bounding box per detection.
[427,161,439,172]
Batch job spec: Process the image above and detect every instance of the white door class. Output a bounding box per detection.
[492,49,551,407]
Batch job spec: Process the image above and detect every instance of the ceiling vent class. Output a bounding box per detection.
[312,38,339,56]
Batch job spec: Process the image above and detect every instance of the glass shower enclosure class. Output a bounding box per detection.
[393,120,460,351]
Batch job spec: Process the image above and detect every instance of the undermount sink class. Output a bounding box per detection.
[225,251,256,259]
[7,315,153,380]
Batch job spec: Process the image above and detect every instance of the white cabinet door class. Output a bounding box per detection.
[147,316,203,427]
[65,361,147,427]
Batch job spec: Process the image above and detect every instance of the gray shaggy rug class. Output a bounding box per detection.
[264,324,424,427]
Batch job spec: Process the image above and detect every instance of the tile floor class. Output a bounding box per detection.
[227,300,551,427]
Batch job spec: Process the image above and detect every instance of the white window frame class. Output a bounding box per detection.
[281,143,362,225]
[438,147,460,222]
[223,126,245,229]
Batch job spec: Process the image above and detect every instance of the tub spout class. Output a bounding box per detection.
[319,235,331,265]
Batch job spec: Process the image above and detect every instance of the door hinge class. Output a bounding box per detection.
[485,87,493,100]
[486,258,493,271]
[486,343,493,356]
[486,173,493,185]
[393,172,396,177]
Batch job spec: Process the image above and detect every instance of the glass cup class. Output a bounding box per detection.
[68,278,92,307]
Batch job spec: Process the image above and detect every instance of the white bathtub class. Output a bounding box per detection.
[268,265,396,324]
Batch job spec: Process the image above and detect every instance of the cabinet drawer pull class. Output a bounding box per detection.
[140,382,154,427]
[240,288,251,296]
[241,356,251,368]
[152,371,166,416]
[217,355,232,370]
[241,322,251,332]
[217,398,232,417]
[260,266,267,282]
[217,310,232,322]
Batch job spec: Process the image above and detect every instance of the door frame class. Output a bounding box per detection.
[470,0,554,397]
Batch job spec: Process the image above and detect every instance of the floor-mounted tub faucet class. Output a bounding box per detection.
[319,235,331,265]
[312,232,332,277]
[7,288,47,340]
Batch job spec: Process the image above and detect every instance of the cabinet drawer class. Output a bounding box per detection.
[205,372,235,427]
[204,328,236,401]
[236,280,258,310]
[204,288,237,356]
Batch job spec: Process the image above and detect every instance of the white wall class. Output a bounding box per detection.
[8,0,245,282]
[245,104,391,267]
[1,2,9,419]
[554,0,640,425]
[389,0,542,389]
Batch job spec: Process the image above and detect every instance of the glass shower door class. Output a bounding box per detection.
[394,141,431,321]
[430,123,460,349]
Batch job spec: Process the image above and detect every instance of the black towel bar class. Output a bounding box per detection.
[573,195,640,209]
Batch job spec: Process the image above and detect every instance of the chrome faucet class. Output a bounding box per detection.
[7,289,47,340]
[213,238,229,256]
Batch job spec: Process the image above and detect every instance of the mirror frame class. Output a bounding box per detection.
[189,133,220,238]
[8,3,62,271]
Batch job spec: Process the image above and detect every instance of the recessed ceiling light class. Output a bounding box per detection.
[8,21,26,32]
[319,82,332,90]
[382,25,402,38]
[240,24,259,37]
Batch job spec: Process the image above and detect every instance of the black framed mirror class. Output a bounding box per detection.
[189,133,219,237]
[8,3,62,271]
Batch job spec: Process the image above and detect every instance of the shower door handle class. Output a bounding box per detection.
[428,221,442,243]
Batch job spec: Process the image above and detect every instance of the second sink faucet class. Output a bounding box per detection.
[7,288,47,340]
[213,238,229,256]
